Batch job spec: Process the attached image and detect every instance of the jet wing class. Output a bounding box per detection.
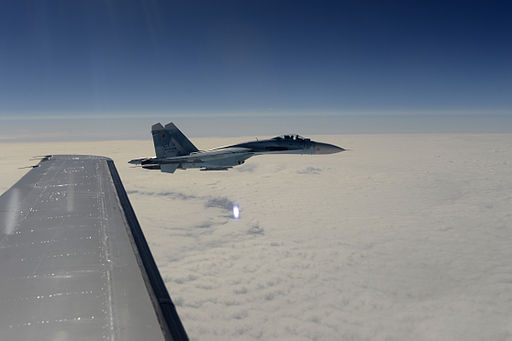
[0,155,187,341]
[161,147,253,163]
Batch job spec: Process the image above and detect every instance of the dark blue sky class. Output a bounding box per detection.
[0,1,511,124]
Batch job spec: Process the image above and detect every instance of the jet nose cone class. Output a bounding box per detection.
[314,143,345,154]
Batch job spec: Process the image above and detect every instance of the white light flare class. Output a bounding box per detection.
[233,204,240,219]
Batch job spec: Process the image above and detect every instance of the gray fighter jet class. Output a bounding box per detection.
[129,122,344,173]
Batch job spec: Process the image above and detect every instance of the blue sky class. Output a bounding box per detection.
[0,0,511,138]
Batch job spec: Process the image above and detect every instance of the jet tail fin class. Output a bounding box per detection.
[152,122,198,158]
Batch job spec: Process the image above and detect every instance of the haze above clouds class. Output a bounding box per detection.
[1,134,511,340]
[1,114,512,143]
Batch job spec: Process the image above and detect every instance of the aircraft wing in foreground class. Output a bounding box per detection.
[129,122,344,173]
[0,155,188,341]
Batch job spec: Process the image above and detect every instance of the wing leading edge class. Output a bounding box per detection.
[0,155,188,341]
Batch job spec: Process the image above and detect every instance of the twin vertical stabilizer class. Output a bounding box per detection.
[151,122,198,158]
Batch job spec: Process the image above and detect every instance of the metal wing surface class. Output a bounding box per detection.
[0,155,187,341]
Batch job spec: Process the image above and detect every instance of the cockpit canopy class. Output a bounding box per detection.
[272,134,309,141]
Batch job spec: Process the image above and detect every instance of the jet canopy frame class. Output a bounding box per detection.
[272,134,310,141]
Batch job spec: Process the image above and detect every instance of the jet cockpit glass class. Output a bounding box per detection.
[273,135,305,140]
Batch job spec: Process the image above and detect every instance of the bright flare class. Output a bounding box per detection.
[233,205,240,219]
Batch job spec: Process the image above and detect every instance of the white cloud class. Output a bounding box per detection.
[1,134,512,340]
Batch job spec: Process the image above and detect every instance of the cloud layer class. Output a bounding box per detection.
[1,134,512,340]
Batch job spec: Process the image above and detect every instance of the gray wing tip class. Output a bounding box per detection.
[152,122,177,131]
[50,155,112,161]
[152,123,165,131]
[164,122,177,129]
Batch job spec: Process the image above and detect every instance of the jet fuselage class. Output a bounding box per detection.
[129,123,344,173]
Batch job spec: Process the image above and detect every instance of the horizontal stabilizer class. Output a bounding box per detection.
[161,164,179,173]
[129,158,147,164]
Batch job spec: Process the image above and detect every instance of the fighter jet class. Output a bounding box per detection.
[129,122,344,173]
